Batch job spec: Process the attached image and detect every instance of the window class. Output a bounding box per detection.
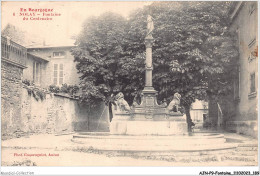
[248,53,256,63]
[53,63,64,85]
[53,51,65,58]
[59,64,63,85]
[195,111,198,121]
[234,66,240,100]
[249,3,256,15]
[250,72,256,94]
[236,28,240,52]
[248,2,257,47]
[33,61,41,84]
[203,114,207,122]
[53,64,58,85]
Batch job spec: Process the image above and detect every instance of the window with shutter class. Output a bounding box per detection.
[33,61,41,85]
[250,72,256,94]
[53,63,64,85]
[59,64,63,85]
[53,64,58,85]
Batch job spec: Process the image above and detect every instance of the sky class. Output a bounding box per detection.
[1,1,151,46]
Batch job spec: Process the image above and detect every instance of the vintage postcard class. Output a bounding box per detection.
[1,1,259,175]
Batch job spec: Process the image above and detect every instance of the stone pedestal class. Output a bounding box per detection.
[110,113,187,135]
[110,99,187,135]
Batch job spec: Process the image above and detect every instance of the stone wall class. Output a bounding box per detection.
[87,103,110,132]
[224,2,258,138]
[1,61,24,138]
[2,85,109,139]
[226,120,258,138]
[20,88,109,135]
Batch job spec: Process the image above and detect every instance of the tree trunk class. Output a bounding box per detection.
[184,105,192,133]
[108,102,113,122]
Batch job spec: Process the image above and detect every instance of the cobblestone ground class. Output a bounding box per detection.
[1,132,258,166]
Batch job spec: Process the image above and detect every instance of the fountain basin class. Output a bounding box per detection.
[72,132,237,152]
[110,111,187,135]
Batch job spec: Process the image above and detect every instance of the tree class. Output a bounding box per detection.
[121,2,238,131]
[171,2,238,131]
[72,2,238,130]
[71,12,145,121]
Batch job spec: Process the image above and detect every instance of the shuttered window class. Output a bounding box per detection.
[53,63,64,85]
[53,64,58,85]
[33,61,41,84]
[250,72,256,93]
[59,64,63,85]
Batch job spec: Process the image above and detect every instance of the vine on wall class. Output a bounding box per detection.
[22,79,80,100]
[49,84,79,96]
[22,79,47,101]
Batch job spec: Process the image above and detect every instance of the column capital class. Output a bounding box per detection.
[145,66,153,70]
[145,36,154,48]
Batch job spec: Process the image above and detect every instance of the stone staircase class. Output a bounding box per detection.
[71,132,258,165]
[221,143,258,163]
[116,142,258,164]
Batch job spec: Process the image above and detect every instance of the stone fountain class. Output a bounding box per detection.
[72,16,236,154]
[110,15,187,136]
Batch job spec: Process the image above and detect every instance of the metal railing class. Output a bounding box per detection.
[1,36,27,67]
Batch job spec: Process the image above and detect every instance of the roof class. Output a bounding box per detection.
[2,24,44,47]
[26,38,75,49]
[27,45,74,49]
[27,52,50,62]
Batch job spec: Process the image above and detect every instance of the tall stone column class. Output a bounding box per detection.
[144,36,155,91]
[144,36,154,88]
[141,35,157,112]
[141,16,157,111]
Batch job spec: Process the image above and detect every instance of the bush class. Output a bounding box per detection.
[60,83,69,93]
[49,85,60,93]
[22,79,31,86]
[24,86,46,101]
[49,84,79,96]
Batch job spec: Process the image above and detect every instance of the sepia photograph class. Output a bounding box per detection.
[0,1,259,175]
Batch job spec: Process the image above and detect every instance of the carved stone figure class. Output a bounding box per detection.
[146,15,154,37]
[115,92,131,112]
[167,93,181,112]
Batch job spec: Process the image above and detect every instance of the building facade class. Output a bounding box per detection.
[190,100,208,121]
[1,27,109,138]
[184,99,208,129]
[23,46,80,88]
[226,1,258,137]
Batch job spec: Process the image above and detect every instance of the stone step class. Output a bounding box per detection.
[71,147,221,162]
[236,147,258,151]
[238,143,258,147]
[118,150,234,157]
[231,151,258,156]
[221,155,257,162]
[101,151,257,163]
[139,155,221,163]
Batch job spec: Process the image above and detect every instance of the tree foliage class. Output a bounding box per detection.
[72,12,145,105]
[125,2,238,104]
